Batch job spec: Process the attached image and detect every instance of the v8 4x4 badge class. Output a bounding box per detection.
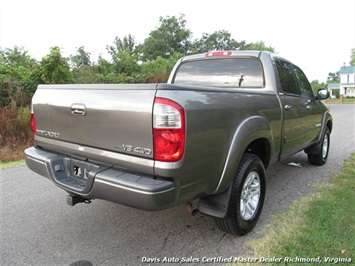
[115,144,152,155]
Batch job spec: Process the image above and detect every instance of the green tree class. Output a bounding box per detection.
[72,65,101,84]
[311,80,326,95]
[327,71,339,83]
[141,53,182,83]
[38,47,74,84]
[96,56,113,76]
[0,46,39,107]
[112,50,141,83]
[139,14,192,61]
[102,36,142,83]
[70,46,91,69]
[70,46,101,84]
[350,48,355,66]
[192,30,245,53]
[241,41,275,52]
[95,53,141,84]
[107,34,137,55]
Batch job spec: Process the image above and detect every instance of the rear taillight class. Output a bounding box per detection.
[153,98,185,162]
[30,104,36,135]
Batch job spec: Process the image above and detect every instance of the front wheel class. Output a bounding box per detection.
[215,153,266,236]
[307,127,330,166]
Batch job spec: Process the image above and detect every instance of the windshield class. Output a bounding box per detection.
[173,58,264,88]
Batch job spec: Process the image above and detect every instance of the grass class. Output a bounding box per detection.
[325,98,355,104]
[240,153,355,265]
[0,159,25,169]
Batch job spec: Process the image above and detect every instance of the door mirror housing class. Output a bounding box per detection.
[317,89,330,100]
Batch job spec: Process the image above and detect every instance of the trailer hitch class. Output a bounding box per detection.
[66,194,91,206]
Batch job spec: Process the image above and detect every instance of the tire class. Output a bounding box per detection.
[307,127,330,166]
[215,153,266,236]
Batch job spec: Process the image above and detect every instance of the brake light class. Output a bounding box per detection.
[205,51,232,57]
[30,104,36,135]
[153,98,185,162]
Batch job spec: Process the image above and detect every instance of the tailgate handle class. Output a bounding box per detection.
[71,103,87,116]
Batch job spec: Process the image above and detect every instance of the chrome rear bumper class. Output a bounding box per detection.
[24,147,176,210]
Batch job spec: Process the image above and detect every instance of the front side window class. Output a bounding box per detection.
[173,58,264,88]
[275,59,300,95]
[293,66,314,98]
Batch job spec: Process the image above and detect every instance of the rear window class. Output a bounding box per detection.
[173,58,264,88]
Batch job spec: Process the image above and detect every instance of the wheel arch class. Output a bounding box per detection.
[305,111,333,155]
[246,138,271,169]
[324,110,333,134]
[214,116,274,194]
[326,118,333,133]
[199,116,273,219]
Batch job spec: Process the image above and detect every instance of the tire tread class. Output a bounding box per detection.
[215,153,265,236]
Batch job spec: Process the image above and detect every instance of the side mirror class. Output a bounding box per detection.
[317,89,330,100]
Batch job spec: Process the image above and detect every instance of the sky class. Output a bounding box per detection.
[0,0,354,83]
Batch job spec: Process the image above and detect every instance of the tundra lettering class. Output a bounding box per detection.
[36,129,61,139]
[25,50,332,235]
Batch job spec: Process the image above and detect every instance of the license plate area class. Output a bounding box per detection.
[48,156,110,193]
[69,159,98,184]
[71,163,89,180]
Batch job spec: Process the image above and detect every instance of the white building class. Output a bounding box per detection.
[327,83,340,98]
[340,66,355,97]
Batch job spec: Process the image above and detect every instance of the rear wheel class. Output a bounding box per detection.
[307,127,330,166]
[215,153,266,236]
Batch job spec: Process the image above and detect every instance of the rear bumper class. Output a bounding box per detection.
[24,147,176,210]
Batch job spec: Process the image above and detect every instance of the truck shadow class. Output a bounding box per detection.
[58,151,338,265]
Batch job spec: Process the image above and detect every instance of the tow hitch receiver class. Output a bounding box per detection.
[67,194,91,206]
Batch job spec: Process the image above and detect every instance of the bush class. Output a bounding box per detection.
[0,106,33,162]
[141,56,178,83]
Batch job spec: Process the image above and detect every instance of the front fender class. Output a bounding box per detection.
[305,110,333,154]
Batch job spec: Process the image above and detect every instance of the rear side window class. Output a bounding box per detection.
[173,58,264,88]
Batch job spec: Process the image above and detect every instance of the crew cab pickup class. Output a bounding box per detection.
[25,51,332,235]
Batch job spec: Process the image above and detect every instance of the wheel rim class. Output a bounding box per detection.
[240,171,261,220]
[322,134,329,159]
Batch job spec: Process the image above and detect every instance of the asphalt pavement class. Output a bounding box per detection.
[1,104,354,266]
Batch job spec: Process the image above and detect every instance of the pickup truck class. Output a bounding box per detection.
[25,50,332,236]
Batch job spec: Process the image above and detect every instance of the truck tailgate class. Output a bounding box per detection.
[32,84,157,159]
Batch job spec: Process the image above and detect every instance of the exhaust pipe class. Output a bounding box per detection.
[183,200,199,216]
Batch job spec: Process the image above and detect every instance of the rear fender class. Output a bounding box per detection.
[213,116,274,194]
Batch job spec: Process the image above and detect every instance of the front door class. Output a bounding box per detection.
[293,65,324,144]
[275,59,308,157]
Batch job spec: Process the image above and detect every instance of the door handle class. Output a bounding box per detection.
[285,105,293,111]
[71,103,87,116]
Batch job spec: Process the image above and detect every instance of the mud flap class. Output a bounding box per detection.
[198,186,232,218]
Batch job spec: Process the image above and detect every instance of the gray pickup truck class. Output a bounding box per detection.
[25,50,332,235]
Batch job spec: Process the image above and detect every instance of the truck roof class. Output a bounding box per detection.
[180,50,273,62]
